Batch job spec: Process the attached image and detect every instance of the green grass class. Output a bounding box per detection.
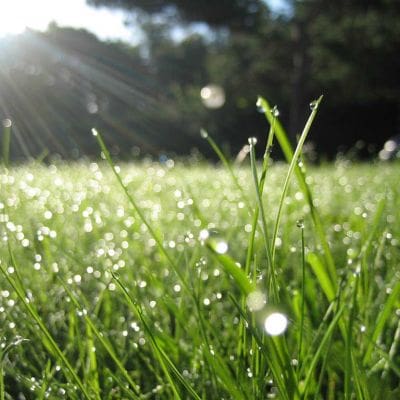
[0,102,399,399]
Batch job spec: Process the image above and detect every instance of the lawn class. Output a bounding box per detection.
[0,105,399,398]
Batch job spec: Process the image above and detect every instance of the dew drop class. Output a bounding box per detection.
[271,105,280,117]
[149,300,156,308]
[173,284,181,293]
[309,100,318,111]
[2,119,12,128]
[248,137,258,146]
[256,97,265,113]
[215,241,228,254]
[264,312,288,336]
[200,129,208,139]
[246,291,266,312]
[199,229,210,241]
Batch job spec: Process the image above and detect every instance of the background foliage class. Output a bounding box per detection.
[0,0,399,159]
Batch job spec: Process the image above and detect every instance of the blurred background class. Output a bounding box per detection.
[0,0,399,161]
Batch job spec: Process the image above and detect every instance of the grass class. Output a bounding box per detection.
[0,100,399,399]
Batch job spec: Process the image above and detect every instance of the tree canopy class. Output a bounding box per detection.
[87,0,268,30]
[0,1,399,160]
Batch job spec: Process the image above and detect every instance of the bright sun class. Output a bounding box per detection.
[0,0,58,36]
[0,0,137,43]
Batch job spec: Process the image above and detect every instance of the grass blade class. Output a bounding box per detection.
[249,139,277,300]
[111,271,202,400]
[200,129,251,209]
[2,119,11,167]
[302,304,345,399]
[60,280,141,399]
[207,244,254,296]
[363,279,400,365]
[258,96,337,283]
[270,95,323,264]
[307,252,336,303]
[92,128,190,293]
[0,249,92,400]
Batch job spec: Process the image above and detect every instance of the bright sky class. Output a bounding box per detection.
[0,0,290,43]
[0,0,139,42]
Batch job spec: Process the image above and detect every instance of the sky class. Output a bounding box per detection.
[0,0,290,43]
[0,0,139,42]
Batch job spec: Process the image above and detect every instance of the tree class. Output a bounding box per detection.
[288,0,400,153]
[87,0,268,31]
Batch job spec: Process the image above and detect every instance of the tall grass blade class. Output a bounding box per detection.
[229,295,292,400]
[302,304,345,399]
[270,95,323,263]
[92,128,189,293]
[298,224,306,366]
[257,96,337,283]
[0,250,92,400]
[60,280,141,399]
[111,272,202,400]
[363,279,400,365]
[249,140,277,300]
[207,244,254,296]
[307,252,336,302]
[200,128,250,208]
[2,120,11,167]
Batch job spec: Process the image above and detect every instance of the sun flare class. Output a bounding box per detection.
[0,0,56,36]
[0,0,134,42]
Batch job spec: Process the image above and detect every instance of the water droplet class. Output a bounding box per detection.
[2,119,12,128]
[77,309,87,317]
[203,298,211,306]
[271,105,280,117]
[309,100,318,111]
[246,291,267,312]
[296,219,304,229]
[91,128,98,137]
[256,97,265,113]
[149,300,157,308]
[264,312,288,336]
[215,241,228,254]
[200,129,208,139]
[173,284,181,293]
[199,229,210,242]
[248,137,258,146]
[200,84,225,108]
